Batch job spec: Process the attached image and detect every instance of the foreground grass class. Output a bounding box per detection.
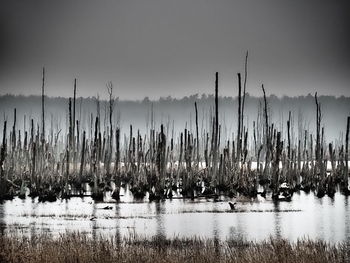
[0,233,349,263]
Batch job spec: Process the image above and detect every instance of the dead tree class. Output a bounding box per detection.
[212,72,219,185]
[106,82,114,176]
[195,102,199,166]
[0,121,7,198]
[272,132,283,198]
[114,128,120,177]
[64,144,70,197]
[315,93,325,197]
[240,51,248,153]
[31,142,37,192]
[41,67,45,144]
[287,111,291,162]
[315,93,322,174]
[68,98,73,150]
[79,131,86,187]
[73,79,76,143]
[72,80,77,173]
[262,85,270,182]
[178,132,183,181]
[237,73,242,165]
[344,116,350,190]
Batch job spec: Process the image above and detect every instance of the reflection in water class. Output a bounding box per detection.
[0,200,4,235]
[92,202,97,240]
[114,203,120,243]
[155,201,165,239]
[345,198,350,243]
[0,191,349,243]
[30,198,36,239]
[316,197,325,241]
[212,202,220,257]
[273,201,281,239]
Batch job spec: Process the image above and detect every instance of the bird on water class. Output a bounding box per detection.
[228,202,237,210]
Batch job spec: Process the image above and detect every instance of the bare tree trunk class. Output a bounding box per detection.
[237,73,242,164]
[72,80,76,174]
[41,67,45,144]
[79,131,86,187]
[241,51,248,149]
[0,121,7,198]
[65,146,69,197]
[272,132,282,198]
[107,82,114,176]
[32,142,36,190]
[195,102,199,166]
[213,72,219,185]
[315,93,321,173]
[315,93,325,197]
[262,85,270,181]
[287,111,291,162]
[68,98,73,150]
[178,132,183,181]
[345,116,349,188]
[115,128,120,177]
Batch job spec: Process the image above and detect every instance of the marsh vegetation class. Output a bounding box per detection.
[0,232,349,263]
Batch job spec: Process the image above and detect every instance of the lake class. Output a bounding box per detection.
[1,186,349,243]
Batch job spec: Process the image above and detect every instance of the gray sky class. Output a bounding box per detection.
[0,0,349,99]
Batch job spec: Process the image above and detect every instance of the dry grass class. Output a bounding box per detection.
[0,232,349,263]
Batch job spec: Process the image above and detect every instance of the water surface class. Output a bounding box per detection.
[0,187,349,243]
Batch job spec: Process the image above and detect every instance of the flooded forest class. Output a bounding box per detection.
[1,65,350,203]
[1,69,350,262]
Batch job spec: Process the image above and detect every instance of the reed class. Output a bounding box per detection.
[0,232,348,263]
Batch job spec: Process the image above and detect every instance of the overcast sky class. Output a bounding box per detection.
[0,0,349,99]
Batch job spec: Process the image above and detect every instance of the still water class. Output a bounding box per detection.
[0,186,349,243]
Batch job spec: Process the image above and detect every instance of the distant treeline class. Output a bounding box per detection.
[0,93,349,142]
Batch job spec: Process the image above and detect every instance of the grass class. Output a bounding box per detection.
[0,232,349,263]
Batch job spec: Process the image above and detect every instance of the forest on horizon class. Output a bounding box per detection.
[0,93,349,144]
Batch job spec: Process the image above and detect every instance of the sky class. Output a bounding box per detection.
[0,0,349,99]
